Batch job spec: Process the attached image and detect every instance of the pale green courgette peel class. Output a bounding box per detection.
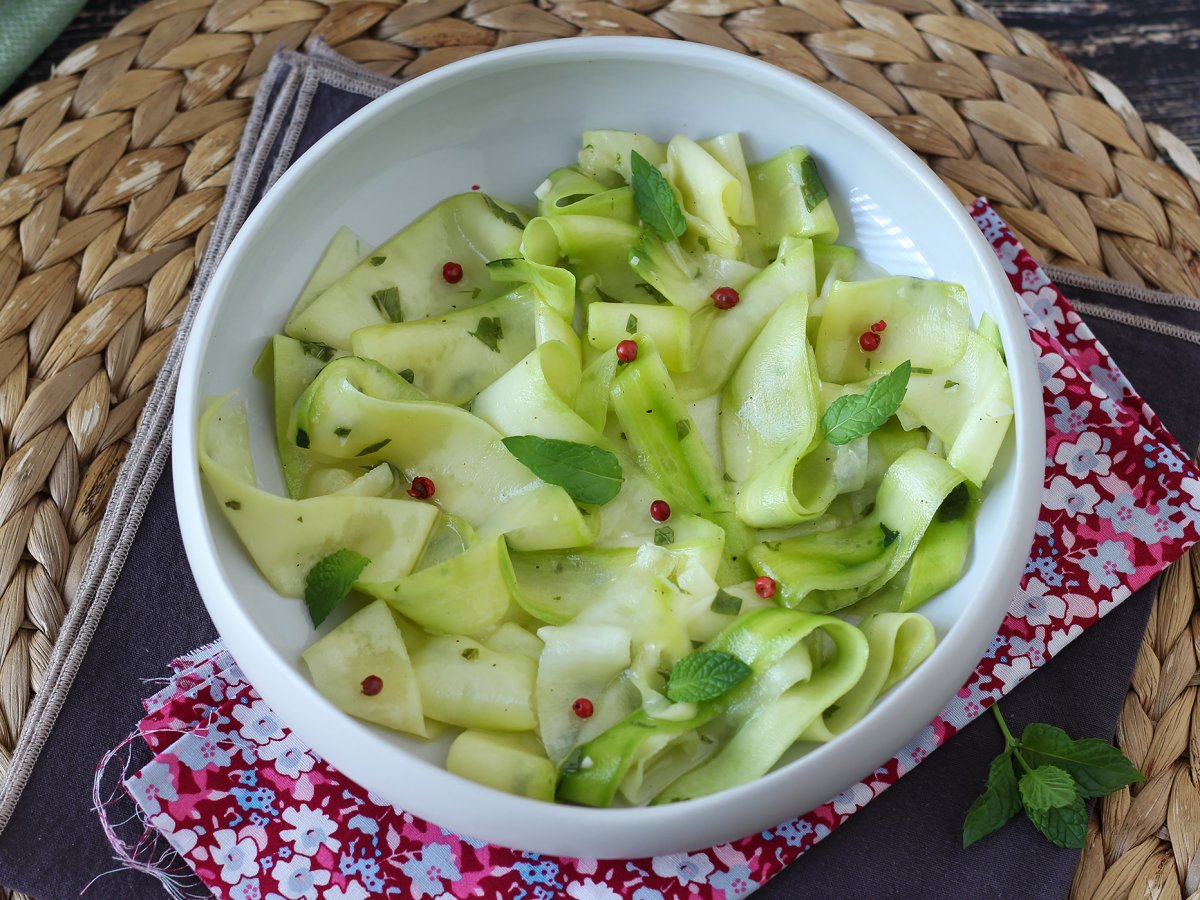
[199,130,1014,806]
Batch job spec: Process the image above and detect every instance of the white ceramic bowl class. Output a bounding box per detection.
[174,36,1044,859]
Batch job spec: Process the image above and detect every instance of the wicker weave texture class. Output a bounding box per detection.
[0,2,1198,898]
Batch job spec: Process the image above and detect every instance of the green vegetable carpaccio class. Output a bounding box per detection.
[199,129,1014,808]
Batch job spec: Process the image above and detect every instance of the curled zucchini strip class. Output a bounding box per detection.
[198,395,437,596]
[747,146,840,248]
[471,341,604,446]
[557,608,861,807]
[801,612,936,741]
[815,276,971,384]
[577,130,667,185]
[722,294,832,527]
[610,338,754,584]
[587,302,699,373]
[672,235,815,402]
[535,166,637,224]
[698,133,756,227]
[655,614,869,802]
[901,332,1013,486]
[296,358,597,551]
[750,448,966,612]
[286,193,525,347]
[665,135,743,259]
[522,215,644,303]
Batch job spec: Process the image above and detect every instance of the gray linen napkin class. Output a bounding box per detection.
[0,44,1196,900]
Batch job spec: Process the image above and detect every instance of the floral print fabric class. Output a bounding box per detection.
[119,203,1200,898]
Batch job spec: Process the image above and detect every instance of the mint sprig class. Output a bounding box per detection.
[821,360,911,445]
[304,549,370,627]
[963,704,1144,849]
[631,150,686,242]
[501,435,624,505]
[666,649,751,703]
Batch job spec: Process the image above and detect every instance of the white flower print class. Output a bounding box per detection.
[324,884,370,900]
[991,654,1036,692]
[652,851,715,885]
[231,699,285,745]
[1043,475,1100,518]
[211,829,259,884]
[831,780,874,816]
[567,877,622,899]
[1009,577,1066,627]
[1047,624,1085,657]
[279,803,340,856]
[259,733,315,778]
[270,855,330,900]
[1054,432,1111,477]
[1038,351,1067,395]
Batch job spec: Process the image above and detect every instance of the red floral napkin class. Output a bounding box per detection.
[108,202,1200,899]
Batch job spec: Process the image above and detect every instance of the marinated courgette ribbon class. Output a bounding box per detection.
[750,448,967,613]
[198,394,438,597]
[295,357,597,551]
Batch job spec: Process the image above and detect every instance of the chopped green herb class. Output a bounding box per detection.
[944,380,960,390]
[626,313,638,335]
[880,523,899,547]
[334,427,352,438]
[470,316,504,352]
[698,235,710,252]
[911,366,934,375]
[710,589,742,616]
[371,286,403,322]
[938,483,971,522]
[295,429,309,449]
[635,282,669,304]
[654,526,675,546]
[301,341,335,362]
[471,287,481,300]
[461,647,480,661]
[398,368,415,384]
[799,154,829,211]
[224,500,241,510]
[355,438,392,457]
[483,194,525,228]
[369,255,386,266]
[675,419,691,441]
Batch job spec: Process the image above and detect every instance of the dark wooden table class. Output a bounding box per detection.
[6,0,1200,154]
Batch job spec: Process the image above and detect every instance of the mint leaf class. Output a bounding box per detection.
[799,154,829,211]
[469,316,503,352]
[667,650,751,703]
[1020,723,1146,798]
[821,360,911,445]
[355,438,391,457]
[963,751,1021,848]
[372,286,402,323]
[304,549,370,626]
[1019,765,1076,810]
[501,435,623,505]
[654,526,674,546]
[626,313,638,335]
[631,150,686,242]
[1025,794,1087,849]
[369,255,386,266]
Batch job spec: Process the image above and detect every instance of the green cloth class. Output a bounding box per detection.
[0,0,89,96]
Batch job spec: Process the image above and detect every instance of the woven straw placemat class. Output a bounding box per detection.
[0,2,1198,898]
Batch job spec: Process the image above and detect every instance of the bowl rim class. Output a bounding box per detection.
[172,34,1045,858]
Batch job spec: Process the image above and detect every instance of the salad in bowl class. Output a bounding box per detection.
[174,37,1042,858]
